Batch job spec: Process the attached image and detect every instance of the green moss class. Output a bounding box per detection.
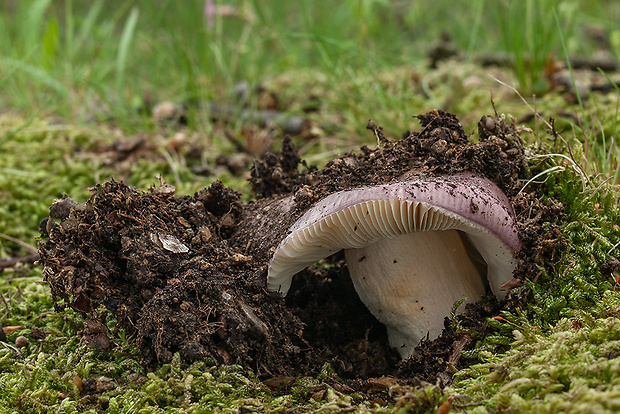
[530,168,619,324]
[0,271,266,413]
[0,270,382,413]
[450,155,620,412]
[453,294,620,413]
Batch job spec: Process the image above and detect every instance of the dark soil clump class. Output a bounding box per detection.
[40,180,312,375]
[38,110,563,387]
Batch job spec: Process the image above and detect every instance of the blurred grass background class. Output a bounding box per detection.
[1,0,619,122]
[1,0,620,253]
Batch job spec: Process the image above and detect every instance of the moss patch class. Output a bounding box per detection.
[452,293,620,413]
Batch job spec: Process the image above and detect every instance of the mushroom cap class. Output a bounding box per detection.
[267,173,520,296]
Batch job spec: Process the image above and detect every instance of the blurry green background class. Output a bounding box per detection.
[1,0,618,122]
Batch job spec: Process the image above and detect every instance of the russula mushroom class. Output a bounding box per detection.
[267,173,520,358]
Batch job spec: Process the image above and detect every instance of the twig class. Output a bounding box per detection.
[0,233,37,254]
[478,53,619,73]
[491,76,553,130]
[206,102,309,135]
[518,154,588,194]
[608,240,620,255]
[0,341,22,358]
[0,290,11,317]
[0,254,40,270]
[493,76,591,192]
[366,119,390,145]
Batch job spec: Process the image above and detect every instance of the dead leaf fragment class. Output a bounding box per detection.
[2,325,26,335]
[231,253,252,264]
[74,375,83,392]
[367,376,399,392]
[498,278,522,291]
[263,376,295,390]
[437,395,454,414]
[149,182,176,196]
[150,232,189,253]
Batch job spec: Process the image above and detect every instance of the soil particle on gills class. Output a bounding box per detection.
[39,110,564,385]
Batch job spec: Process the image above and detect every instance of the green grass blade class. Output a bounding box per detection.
[466,0,486,63]
[2,57,68,96]
[64,0,74,59]
[116,6,139,90]
[22,0,52,53]
[75,0,105,52]
[41,16,59,71]
[554,7,585,116]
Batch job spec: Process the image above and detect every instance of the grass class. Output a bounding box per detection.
[2,0,620,412]
[0,1,610,121]
[491,0,578,94]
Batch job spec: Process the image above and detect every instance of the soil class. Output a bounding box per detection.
[38,110,565,394]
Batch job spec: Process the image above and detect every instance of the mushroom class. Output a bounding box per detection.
[267,173,520,358]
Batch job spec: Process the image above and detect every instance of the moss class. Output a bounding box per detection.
[0,270,378,413]
[452,295,620,413]
[529,168,619,325]
[0,270,265,413]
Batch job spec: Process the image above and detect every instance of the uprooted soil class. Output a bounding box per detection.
[38,110,565,388]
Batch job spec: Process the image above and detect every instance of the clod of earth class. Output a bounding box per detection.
[266,173,521,358]
[39,110,533,380]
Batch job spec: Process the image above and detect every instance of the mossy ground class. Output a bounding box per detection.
[452,296,620,413]
[2,61,620,412]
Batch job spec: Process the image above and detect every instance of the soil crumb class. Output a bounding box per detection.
[39,110,563,387]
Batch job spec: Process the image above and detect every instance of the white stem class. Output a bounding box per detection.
[345,230,486,358]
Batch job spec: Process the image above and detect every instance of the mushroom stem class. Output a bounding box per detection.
[345,230,485,358]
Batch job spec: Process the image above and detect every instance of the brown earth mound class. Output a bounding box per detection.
[38,110,564,384]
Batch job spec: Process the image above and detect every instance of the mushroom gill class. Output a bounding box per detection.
[267,173,521,358]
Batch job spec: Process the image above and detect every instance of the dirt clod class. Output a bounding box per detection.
[82,319,112,351]
[49,197,78,220]
[39,110,562,386]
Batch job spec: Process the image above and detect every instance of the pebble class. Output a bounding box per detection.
[15,336,29,348]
